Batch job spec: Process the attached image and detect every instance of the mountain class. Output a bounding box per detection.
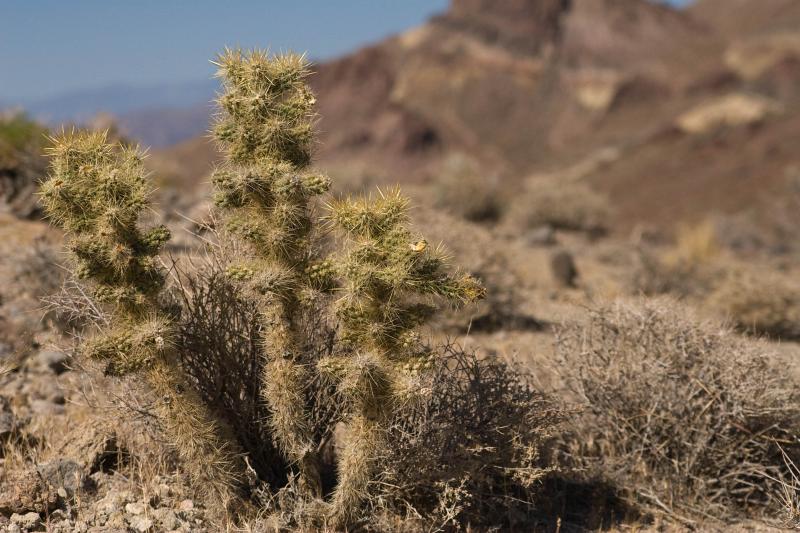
[22,79,217,145]
[690,0,800,37]
[303,0,712,176]
[152,0,800,238]
[118,103,212,147]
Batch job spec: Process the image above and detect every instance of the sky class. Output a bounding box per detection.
[0,0,692,104]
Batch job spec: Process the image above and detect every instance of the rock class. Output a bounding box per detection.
[125,502,146,515]
[154,509,178,530]
[178,499,193,513]
[128,515,154,532]
[10,511,40,530]
[105,511,126,529]
[0,396,16,439]
[550,250,578,287]
[0,468,58,514]
[675,93,782,134]
[526,225,555,246]
[6,523,21,533]
[35,349,68,374]
[37,459,83,500]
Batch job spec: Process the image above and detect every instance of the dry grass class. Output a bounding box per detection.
[775,445,800,529]
[375,344,566,530]
[631,220,721,297]
[172,247,343,491]
[555,298,800,526]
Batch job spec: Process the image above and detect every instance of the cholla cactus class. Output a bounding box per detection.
[211,49,332,498]
[324,188,485,524]
[39,131,245,506]
[211,49,483,524]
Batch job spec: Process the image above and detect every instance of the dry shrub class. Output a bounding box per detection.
[555,299,800,525]
[374,344,566,530]
[510,176,610,234]
[172,249,343,491]
[631,246,706,297]
[631,221,721,297]
[433,153,503,224]
[48,231,561,530]
[0,236,66,363]
[172,256,565,530]
[776,446,800,529]
[707,268,800,341]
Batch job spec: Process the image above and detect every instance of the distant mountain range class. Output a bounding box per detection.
[6,0,697,149]
[9,0,800,243]
[14,79,218,146]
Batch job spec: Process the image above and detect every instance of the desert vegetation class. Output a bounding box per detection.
[2,29,800,533]
[556,299,800,526]
[24,49,579,531]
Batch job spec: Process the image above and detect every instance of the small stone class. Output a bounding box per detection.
[550,249,578,287]
[125,502,146,515]
[129,516,154,532]
[157,484,171,500]
[29,398,65,415]
[105,511,126,529]
[148,483,171,507]
[0,468,58,514]
[526,224,556,246]
[11,511,40,529]
[178,499,193,512]
[49,508,67,520]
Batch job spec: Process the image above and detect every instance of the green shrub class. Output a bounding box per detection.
[0,112,49,218]
[0,112,46,154]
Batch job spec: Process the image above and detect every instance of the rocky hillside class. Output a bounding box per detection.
[153,0,800,240]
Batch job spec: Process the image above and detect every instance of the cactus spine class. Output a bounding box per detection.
[211,49,331,498]
[39,131,245,507]
[324,189,485,525]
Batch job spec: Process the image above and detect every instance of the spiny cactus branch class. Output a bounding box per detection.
[325,188,484,525]
[212,49,331,500]
[41,130,247,507]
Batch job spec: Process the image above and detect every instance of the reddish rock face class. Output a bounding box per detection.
[442,0,571,53]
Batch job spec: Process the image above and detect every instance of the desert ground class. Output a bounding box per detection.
[2,0,800,531]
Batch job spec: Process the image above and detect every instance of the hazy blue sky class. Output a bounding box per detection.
[1,0,692,104]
